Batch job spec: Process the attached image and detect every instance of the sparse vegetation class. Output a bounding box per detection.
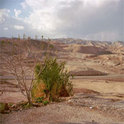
[35,97,44,103]
[0,37,72,108]
[1,40,39,106]
[43,100,49,105]
[32,57,73,102]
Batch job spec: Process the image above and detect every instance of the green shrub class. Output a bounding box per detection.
[35,97,44,103]
[21,102,31,109]
[0,103,9,113]
[34,57,73,101]
[1,40,5,45]
[43,100,49,105]
[0,103,6,113]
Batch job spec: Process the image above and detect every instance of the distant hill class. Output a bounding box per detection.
[0,37,124,55]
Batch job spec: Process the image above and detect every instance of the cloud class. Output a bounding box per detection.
[55,0,123,39]
[3,27,8,30]
[0,10,42,38]
[19,0,123,41]
[0,9,10,24]
[14,25,24,30]
[14,9,21,18]
[84,31,120,41]
[21,2,27,9]
[0,0,123,41]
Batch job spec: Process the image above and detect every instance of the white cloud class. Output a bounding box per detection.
[21,0,58,10]
[14,25,24,30]
[0,9,10,16]
[25,10,60,31]
[21,2,27,9]
[0,9,10,23]
[14,9,21,18]
[0,13,40,37]
[22,0,69,35]
[3,27,8,30]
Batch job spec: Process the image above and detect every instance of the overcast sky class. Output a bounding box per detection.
[0,0,123,41]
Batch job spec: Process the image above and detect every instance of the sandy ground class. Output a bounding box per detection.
[72,78,124,94]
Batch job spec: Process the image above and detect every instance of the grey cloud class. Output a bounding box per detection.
[56,0,123,41]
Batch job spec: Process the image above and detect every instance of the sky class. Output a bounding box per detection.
[0,0,123,41]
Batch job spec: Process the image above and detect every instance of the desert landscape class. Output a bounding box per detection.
[0,0,123,123]
[0,38,124,124]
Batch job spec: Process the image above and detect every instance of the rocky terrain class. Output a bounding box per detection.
[0,38,124,124]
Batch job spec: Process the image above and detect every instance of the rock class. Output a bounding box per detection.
[89,106,93,109]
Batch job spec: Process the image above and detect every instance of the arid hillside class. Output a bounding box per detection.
[0,38,124,76]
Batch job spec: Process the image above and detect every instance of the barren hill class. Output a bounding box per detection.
[0,38,124,75]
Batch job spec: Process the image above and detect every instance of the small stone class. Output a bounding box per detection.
[90,106,93,109]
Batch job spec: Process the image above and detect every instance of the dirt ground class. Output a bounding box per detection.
[72,78,124,95]
[0,76,124,124]
[1,102,124,124]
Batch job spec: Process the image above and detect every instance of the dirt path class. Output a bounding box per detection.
[1,101,124,124]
